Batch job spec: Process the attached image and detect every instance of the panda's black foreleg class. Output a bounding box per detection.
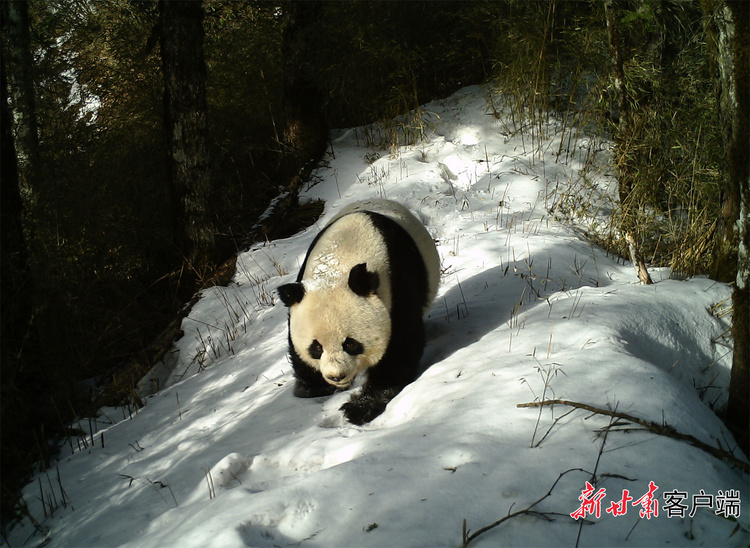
[341,316,424,424]
[294,375,337,398]
[340,386,402,425]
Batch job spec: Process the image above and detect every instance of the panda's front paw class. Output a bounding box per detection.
[340,388,400,425]
[293,378,336,398]
[340,396,386,425]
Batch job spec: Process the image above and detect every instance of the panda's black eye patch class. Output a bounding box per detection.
[342,337,364,356]
[309,340,323,360]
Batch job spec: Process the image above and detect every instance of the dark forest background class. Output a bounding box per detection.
[2,0,747,526]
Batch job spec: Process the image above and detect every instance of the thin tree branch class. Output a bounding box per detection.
[517,399,749,473]
[461,468,592,548]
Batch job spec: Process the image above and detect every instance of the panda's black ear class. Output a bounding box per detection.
[348,263,379,297]
[278,282,305,307]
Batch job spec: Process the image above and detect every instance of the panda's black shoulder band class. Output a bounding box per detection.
[278,282,305,306]
[348,263,379,297]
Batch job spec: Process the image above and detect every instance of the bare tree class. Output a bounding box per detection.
[160,0,217,273]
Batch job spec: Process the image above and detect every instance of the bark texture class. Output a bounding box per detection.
[160,0,216,271]
[705,0,749,454]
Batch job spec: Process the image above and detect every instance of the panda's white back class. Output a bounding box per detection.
[329,199,440,314]
[302,212,393,311]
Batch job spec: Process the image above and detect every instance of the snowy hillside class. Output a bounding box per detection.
[7,85,748,547]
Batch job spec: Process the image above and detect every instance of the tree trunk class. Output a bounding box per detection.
[1,48,32,385]
[1,42,42,520]
[706,1,743,244]
[704,1,742,282]
[724,0,748,455]
[733,230,749,456]
[279,0,329,191]
[705,0,749,454]
[604,0,630,203]
[160,0,216,273]
[1,0,40,186]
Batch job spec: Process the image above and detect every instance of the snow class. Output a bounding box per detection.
[7,84,748,548]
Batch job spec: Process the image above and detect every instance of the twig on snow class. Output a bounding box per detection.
[575,410,617,547]
[461,467,591,548]
[517,399,749,473]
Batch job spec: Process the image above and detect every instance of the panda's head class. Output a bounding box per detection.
[278,263,391,389]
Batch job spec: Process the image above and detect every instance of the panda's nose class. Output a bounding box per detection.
[326,374,346,383]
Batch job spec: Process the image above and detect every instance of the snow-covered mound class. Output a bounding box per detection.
[8,85,748,547]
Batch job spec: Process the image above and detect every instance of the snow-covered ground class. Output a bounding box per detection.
[7,85,748,547]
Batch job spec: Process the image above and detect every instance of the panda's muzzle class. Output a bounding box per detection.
[324,373,352,389]
[321,348,360,388]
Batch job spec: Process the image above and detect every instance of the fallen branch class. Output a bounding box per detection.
[517,399,749,473]
[461,468,590,548]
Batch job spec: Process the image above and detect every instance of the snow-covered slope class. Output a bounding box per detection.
[8,85,748,548]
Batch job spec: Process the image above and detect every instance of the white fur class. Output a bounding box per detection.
[291,288,390,388]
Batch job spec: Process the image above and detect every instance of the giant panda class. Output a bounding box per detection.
[278,199,440,424]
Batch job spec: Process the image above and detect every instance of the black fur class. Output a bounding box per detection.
[340,387,401,425]
[278,282,305,307]
[340,211,428,424]
[288,332,337,398]
[281,210,430,423]
[347,263,379,296]
[342,337,364,356]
